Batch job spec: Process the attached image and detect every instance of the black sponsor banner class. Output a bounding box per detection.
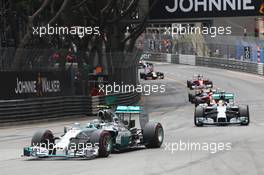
[150,0,264,19]
[0,71,72,99]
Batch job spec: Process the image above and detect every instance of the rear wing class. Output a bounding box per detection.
[213,93,234,100]
[115,106,141,114]
[193,74,203,78]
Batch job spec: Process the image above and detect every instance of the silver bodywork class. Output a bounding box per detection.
[196,103,249,125]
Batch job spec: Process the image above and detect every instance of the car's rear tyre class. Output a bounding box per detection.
[187,80,191,88]
[194,106,204,127]
[140,73,145,79]
[31,130,55,155]
[160,73,164,79]
[207,81,213,88]
[239,105,250,126]
[188,93,194,102]
[194,97,202,107]
[90,130,112,157]
[189,82,194,90]
[143,122,164,148]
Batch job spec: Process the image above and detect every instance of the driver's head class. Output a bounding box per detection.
[102,110,113,122]
[218,100,225,106]
[220,92,225,100]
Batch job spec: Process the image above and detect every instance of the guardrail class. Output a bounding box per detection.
[196,57,259,75]
[0,92,140,124]
[146,53,264,76]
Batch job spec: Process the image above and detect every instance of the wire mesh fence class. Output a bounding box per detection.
[0,47,141,87]
[0,47,56,70]
[142,33,264,63]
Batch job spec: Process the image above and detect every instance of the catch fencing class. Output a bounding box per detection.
[142,33,264,63]
[0,49,142,124]
[145,52,264,76]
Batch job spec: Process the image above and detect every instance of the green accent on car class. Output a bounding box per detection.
[24,147,32,151]
[212,93,234,100]
[120,136,130,146]
[115,106,141,114]
[23,147,33,156]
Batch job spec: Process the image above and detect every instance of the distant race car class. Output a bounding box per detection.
[138,54,151,68]
[23,106,164,159]
[194,92,250,126]
[138,60,146,69]
[140,63,164,80]
[140,71,164,80]
[188,89,214,106]
[138,58,153,69]
[187,75,213,90]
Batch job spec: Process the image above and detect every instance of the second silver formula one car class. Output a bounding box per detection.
[194,92,250,127]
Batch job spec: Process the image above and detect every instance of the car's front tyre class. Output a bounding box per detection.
[239,105,250,126]
[31,130,55,156]
[90,130,112,157]
[194,106,204,127]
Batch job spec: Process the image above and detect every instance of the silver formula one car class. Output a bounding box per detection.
[194,92,250,127]
[23,106,164,159]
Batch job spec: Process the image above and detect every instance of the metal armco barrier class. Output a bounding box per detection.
[257,63,264,75]
[0,92,140,124]
[148,53,167,62]
[147,52,180,64]
[171,54,179,64]
[196,57,259,75]
[146,53,264,76]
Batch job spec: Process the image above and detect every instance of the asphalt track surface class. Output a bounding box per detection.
[1,63,264,175]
